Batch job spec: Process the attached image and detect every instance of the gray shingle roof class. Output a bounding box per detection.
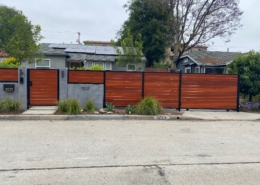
[67,53,87,61]
[182,51,239,65]
[39,43,68,56]
[86,55,116,62]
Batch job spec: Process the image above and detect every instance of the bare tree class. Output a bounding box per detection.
[159,0,243,70]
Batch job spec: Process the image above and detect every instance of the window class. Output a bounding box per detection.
[105,62,112,70]
[185,67,191,73]
[127,64,136,71]
[94,62,104,68]
[70,62,81,69]
[35,59,50,68]
[184,58,188,63]
[86,62,93,69]
[195,67,200,73]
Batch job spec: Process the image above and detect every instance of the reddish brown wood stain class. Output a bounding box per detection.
[29,70,58,105]
[69,71,104,83]
[106,72,142,106]
[181,74,238,109]
[0,69,18,82]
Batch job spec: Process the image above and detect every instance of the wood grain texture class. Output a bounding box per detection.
[69,71,104,83]
[105,72,142,106]
[144,73,180,108]
[29,70,58,106]
[0,69,18,82]
[181,74,238,109]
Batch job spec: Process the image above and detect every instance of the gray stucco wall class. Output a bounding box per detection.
[0,82,19,100]
[67,84,104,109]
[59,68,68,100]
[25,55,67,69]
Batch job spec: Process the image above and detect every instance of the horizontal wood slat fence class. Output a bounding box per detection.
[0,69,18,82]
[69,71,239,111]
[68,70,104,84]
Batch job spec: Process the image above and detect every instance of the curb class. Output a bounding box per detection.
[0,115,258,121]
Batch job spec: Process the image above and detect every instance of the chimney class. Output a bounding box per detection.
[76,32,81,44]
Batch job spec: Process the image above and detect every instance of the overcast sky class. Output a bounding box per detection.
[1,0,259,52]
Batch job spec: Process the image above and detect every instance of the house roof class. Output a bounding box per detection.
[86,55,117,62]
[40,43,68,56]
[0,49,9,57]
[181,51,239,66]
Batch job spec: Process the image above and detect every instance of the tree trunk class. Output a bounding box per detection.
[249,94,253,102]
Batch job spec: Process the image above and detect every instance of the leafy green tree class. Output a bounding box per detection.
[112,29,144,70]
[228,50,260,102]
[117,0,174,67]
[0,5,43,64]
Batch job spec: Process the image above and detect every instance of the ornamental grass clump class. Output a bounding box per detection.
[58,98,81,115]
[86,99,95,112]
[134,97,162,115]
[3,98,21,112]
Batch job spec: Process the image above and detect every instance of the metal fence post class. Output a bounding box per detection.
[178,71,182,111]
[237,74,240,112]
[103,71,106,108]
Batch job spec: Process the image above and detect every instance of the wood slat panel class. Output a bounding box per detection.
[29,70,58,106]
[144,73,179,108]
[105,72,142,106]
[69,71,104,83]
[181,74,238,109]
[0,69,18,82]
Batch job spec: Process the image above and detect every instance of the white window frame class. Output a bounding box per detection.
[195,67,200,73]
[127,64,136,71]
[185,66,191,73]
[105,62,112,71]
[94,62,104,68]
[35,59,51,68]
[86,62,93,69]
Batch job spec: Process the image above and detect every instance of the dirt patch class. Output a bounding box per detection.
[0,110,24,115]
[55,107,183,115]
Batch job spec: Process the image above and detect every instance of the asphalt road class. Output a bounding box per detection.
[0,120,260,185]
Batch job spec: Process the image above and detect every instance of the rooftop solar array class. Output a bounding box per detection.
[48,43,122,56]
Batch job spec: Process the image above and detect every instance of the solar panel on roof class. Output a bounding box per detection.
[96,46,106,50]
[105,50,117,55]
[87,46,96,50]
[64,48,76,52]
[74,49,86,53]
[96,50,106,55]
[48,44,59,48]
[105,46,114,51]
[85,49,95,54]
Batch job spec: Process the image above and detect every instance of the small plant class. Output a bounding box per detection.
[126,105,135,115]
[0,57,20,68]
[105,102,114,112]
[57,98,81,115]
[0,99,4,112]
[134,97,162,115]
[89,64,104,71]
[3,98,21,112]
[69,66,86,70]
[86,99,95,112]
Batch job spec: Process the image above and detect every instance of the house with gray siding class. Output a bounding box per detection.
[25,43,145,71]
[177,51,239,74]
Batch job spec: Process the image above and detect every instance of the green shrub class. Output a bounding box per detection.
[126,105,135,115]
[3,98,21,112]
[153,62,171,68]
[89,64,104,71]
[134,97,162,115]
[58,98,81,115]
[0,57,20,68]
[0,99,4,112]
[250,107,260,111]
[86,99,95,112]
[105,102,114,112]
[69,66,86,70]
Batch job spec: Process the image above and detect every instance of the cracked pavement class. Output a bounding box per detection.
[0,120,260,184]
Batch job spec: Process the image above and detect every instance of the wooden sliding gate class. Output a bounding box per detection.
[28,69,59,106]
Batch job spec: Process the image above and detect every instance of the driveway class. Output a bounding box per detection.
[0,120,260,184]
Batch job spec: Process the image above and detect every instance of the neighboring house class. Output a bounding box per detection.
[83,40,111,46]
[0,49,9,62]
[177,51,239,74]
[25,43,145,71]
